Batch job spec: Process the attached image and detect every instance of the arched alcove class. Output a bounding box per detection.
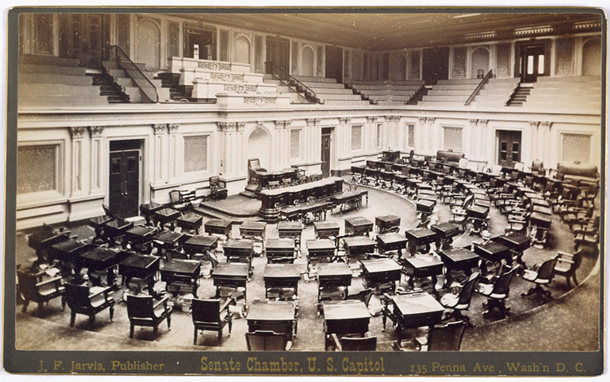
[390,53,407,81]
[301,46,315,77]
[234,35,251,64]
[471,47,490,78]
[136,20,160,70]
[351,53,363,81]
[582,38,601,76]
[247,127,271,171]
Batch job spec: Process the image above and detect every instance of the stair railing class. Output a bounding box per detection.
[265,61,322,104]
[465,69,493,106]
[108,45,159,103]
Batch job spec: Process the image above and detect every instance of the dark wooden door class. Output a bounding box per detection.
[266,36,289,74]
[498,130,522,168]
[520,45,546,83]
[321,129,332,178]
[58,14,110,68]
[109,145,140,218]
[184,28,215,60]
[325,46,343,83]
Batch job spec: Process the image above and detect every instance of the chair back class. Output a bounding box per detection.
[246,331,290,351]
[457,272,480,307]
[428,321,467,351]
[341,336,377,351]
[249,158,263,171]
[490,165,502,176]
[532,160,544,173]
[169,190,182,204]
[126,294,155,319]
[536,256,559,282]
[102,204,114,218]
[192,299,221,324]
[65,283,92,309]
[476,162,487,172]
[458,158,469,169]
[491,265,520,297]
[17,271,38,297]
[209,176,221,188]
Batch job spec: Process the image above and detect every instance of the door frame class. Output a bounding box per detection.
[496,130,522,168]
[321,127,334,178]
[519,43,547,83]
[107,139,143,217]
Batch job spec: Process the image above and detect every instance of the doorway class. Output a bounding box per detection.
[109,140,141,218]
[422,47,450,85]
[325,46,343,83]
[58,14,111,68]
[266,36,290,74]
[184,28,215,60]
[519,44,546,83]
[321,128,333,178]
[497,130,522,168]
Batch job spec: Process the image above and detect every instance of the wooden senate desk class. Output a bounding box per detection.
[473,241,512,263]
[204,219,233,239]
[118,254,160,294]
[247,301,297,340]
[182,235,219,255]
[343,236,377,263]
[400,254,444,291]
[222,239,254,277]
[415,199,436,215]
[139,201,164,225]
[317,263,352,301]
[28,225,70,254]
[239,221,267,241]
[313,221,341,239]
[492,232,530,266]
[48,239,92,264]
[265,238,296,263]
[330,189,369,214]
[322,300,370,350]
[376,232,407,254]
[438,247,480,273]
[124,225,157,251]
[404,228,438,255]
[152,208,180,230]
[431,222,462,249]
[360,259,402,293]
[277,221,303,249]
[382,292,444,339]
[80,247,129,286]
[160,259,201,295]
[176,214,203,234]
[212,263,249,300]
[263,263,303,300]
[375,214,401,233]
[152,230,185,251]
[344,216,374,236]
[306,239,338,270]
[253,168,299,191]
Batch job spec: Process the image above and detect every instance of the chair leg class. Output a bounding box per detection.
[167,315,171,330]
[70,312,76,327]
[109,306,114,321]
[228,318,233,336]
[130,324,134,339]
[89,315,95,330]
[61,296,66,310]
[193,328,198,345]
[22,299,29,313]
[218,330,222,343]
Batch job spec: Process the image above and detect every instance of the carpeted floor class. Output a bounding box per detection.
[13,184,601,352]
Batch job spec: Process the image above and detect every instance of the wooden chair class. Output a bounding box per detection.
[246,330,292,351]
[209,176,228,200]
[169,189,196,211]
[330,333,377,351]
[392,321,466,351]
[554,250,584,288]
[192,298,233,345]
[65,283,115,330]
[126,294,173,338]
[475,265,520,319]
[574,215,599,252]
[440,272,480,325]
[17,269,65,315]
[521,256,559,301]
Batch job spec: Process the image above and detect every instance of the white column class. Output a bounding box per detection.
[69,127,87,195]
[168,124,180,181]
[88,126,105,192]
[153,124,167,183]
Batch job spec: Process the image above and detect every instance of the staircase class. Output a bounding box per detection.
[157,72,192,102]
[505,83,532,106]
[406,85,430,105]
[90,71,130,103]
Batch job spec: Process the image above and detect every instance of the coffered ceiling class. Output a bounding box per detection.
[184,10,602,50]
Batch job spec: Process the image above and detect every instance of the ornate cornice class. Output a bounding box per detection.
[217,122,236,132]
[306,118,321,127]
[366,116,377,123]
[541,121,553,129]
[273,120,291,129]
[69,126,87,139]
[427,117,436,125]
[469,119,478,127]
[418,117,427,124]
[529,121,540,128]
[168,123,180,133]
[478,119,489,127]
[236,122,246,132]
[339,117,351,125]
[88,126,105,138]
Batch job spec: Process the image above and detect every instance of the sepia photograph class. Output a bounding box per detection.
[3,4,606,376]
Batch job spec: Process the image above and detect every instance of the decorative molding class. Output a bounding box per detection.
[224,84,257,94]
[427,117,436,125]
[198,61,231,71]
[211,72,245,82]
[366,116,376,123]
[167,123,180,133]
[529,121,540,128]
[244,96,276,106]
[386,116,400,122]
[541,121,553,129]
[339,117,351,125]
[217,122,236,132]
[469,119,478,127]
[153,124,167,135]
[88,126,105,138]
[69,126,87,139]
[478,119,489,127]
[418,117,427,124]
[273,120,292,129]
[236,122,246,132]
[256,121,266,130]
